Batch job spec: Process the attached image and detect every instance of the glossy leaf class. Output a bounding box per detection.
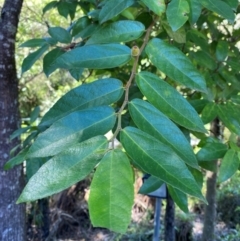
[140,0,166,16]
[129,99,199,168]
[166,0,189,31]
[40,78,123,127]
[17,136,108,203]
[146,38,207,93]
[187,0,202,24]
[99,0,135,24]
[121,127,206,201]
[218,150,239,183]
[199,0,235,23]
[196,142,228,161]
[55,44,131,70]
[136,72,206,133]
[162,22,186,43]
[27,106,116,158]
[22,44,49,74]
[201,102,218,124]
[167,185,189,213]
[43,47,65,76]
[48,27,72,44]
[19,39,46,48]
[139,175,164,194]
[222,0,239,9]
[86,20,145,45]
[89,150,134,233]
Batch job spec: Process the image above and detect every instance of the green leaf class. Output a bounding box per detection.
[222,0,239,9]
[10,126,31,140]
[17,136,108,203]
[57,2,70,19]
[42,1,58,15]
[139,175,164,194]
[48,27,72,44]
[218,103,240,135]
[187,0,202,24]
[89,150,134,233]
[167,185,189,213]
[71,16,90,37]
[27,106,116,158]
[43,47,65,77]
[55,44,131,70]
[4,147,30,170]
[199,0,235,23]
[129,99,199,169]
[26,158,46,180]
[136,72,206,133]
[19,39,47,48]
[69,68,84,81]
[30,106,40,124]
[196,142,228,161]
[74,23,99,40]
[218,150,239,183]
[86,20,145,45]
[216,40,228,62]
[22,44,49,74]
[121,127,206,202]
[162,22,186,44]
[140,0,166,16]
[231,95,240,105]
[99,0,135,24]
[40,78,123,127]
[191,50,217,70]
[146,38,207,93]
[201,102,218,124]
[166,0,189,31]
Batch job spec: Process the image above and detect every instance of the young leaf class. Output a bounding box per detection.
[140,0,166,16]
[43,47,65,76]
[218,149,239,183]
[10,126,31,140]
[99,0,135,24]
[136,72,206,133]
[40,78,123,127]
[167,185,189,213]
[196,142,228,161]
[22,44,49,74]
[199,0,235,23]
[89,149,134,233]
[17,136,108,203]
[86,20,145,45]
[166,0,189,31]
[121,127,206,202]
[187,0,202,24]
[27,106,116,158]
[139,175,164,195]
[48,27,72,44]
[55,44,131,70]
[146,38,207,93]
[129,99,199,169]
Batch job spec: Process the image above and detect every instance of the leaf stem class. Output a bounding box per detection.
[110,18,157,148]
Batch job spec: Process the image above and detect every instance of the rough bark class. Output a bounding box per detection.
[164,193,175,241]
[0,0,25,240]
[201,118,221,241]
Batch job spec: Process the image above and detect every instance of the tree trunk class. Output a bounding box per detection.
[164,193,175,241]
[0,0,25,240]
[201,118,221,241]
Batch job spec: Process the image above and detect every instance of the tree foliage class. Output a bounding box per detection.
[6,0,240,233]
